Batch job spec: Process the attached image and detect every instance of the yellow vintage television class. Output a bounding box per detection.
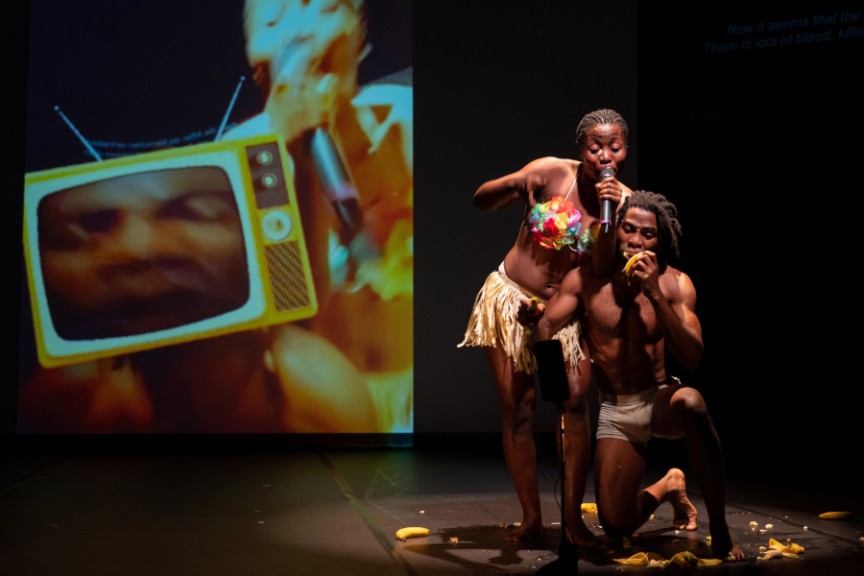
[23,133,317,367]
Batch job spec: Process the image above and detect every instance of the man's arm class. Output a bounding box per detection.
[535,268,584,341]
[636,256,703,369]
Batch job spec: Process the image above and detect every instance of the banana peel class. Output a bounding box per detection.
[758,537,806,561]
[669,551,724,567]
[768,537,805,555]
[623,252,646,277]
[613,550,722,568]
[613,551,666,567]
[395,526,430,541]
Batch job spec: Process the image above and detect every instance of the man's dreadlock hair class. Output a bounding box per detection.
[575,108,629,150]
[617,190,682,273]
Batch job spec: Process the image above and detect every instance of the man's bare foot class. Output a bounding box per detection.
[505,520,544,543]
[710,525,745,561]
[566,521,600,547]
[662,468,698,530]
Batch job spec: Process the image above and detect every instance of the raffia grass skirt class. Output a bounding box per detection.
[458,263,584,374]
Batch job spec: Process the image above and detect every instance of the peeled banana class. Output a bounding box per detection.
[395,526,430,541]
[623,252,646,277]
[818,510,852,520]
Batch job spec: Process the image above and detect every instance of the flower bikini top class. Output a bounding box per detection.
[527,177,598,263]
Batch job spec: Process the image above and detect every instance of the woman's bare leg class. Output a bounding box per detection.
[484,345,543,542]
[563,357,599,546]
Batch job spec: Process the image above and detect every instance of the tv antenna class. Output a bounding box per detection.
[215,75,246,141]
[54,105,103,161]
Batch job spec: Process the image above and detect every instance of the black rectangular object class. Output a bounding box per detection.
[534,339,570,405]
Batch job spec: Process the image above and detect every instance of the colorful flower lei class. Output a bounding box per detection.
[571,220,600,265]
[528,196,583,250]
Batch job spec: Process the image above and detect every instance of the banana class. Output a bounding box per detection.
[614,551,720,568]
[395,526,430,541]
[623,252,646,277]
[523,297,541,335]
[762,538,806,560]
[613,552,660,566]
[768,537,806,555]
[580,502,598,514]
[668,551,723,567]
[818,510,853,520]
[757,549,784,561]
[668,551,697,567]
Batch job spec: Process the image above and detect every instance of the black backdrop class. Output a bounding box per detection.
[637,2,863,482]
[4,1,863,492]
[413,1,639,437]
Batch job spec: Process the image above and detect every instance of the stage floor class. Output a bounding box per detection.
[2,436,862,576]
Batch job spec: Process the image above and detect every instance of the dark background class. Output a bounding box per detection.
[4,1,863,491]
[636,2,862,483]
[413,1,639,437]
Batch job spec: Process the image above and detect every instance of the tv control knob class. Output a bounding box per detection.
[261,210,292,242]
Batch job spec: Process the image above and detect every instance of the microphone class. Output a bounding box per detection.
[599,166,617,233]
[309,128,379,265]
[310,128,364,244]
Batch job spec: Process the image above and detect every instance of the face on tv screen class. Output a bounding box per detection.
[37,166,249,340]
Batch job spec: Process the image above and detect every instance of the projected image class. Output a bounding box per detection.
[19,0,413,435]
[38,167,248,339]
